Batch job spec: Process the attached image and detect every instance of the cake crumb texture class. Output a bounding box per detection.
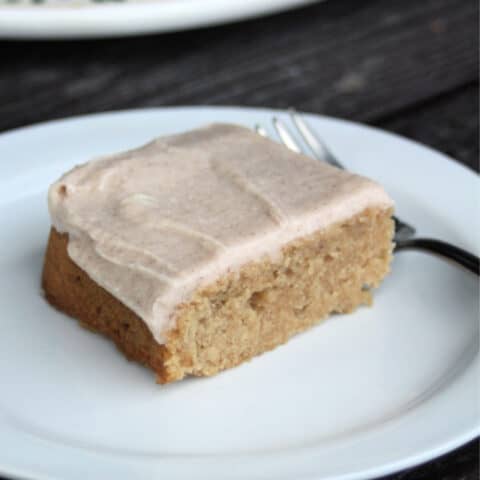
[42,206,393,383]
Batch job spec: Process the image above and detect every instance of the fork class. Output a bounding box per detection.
[255,111,479,275]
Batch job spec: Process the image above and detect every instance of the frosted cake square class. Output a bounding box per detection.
[42,123,394,383]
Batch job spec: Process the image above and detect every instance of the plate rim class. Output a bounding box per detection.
[0,0,322,39]
[0,104,478,179]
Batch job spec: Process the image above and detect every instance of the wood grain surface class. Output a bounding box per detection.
[0,0,478,136]
[0,0,478,478]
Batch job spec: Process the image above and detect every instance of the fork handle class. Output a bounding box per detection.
[395,238,480,275]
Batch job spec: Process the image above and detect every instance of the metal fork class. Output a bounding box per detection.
[255,111,479,275]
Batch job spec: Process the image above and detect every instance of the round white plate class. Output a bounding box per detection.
[0,107,478,480]
[0,0,321,39]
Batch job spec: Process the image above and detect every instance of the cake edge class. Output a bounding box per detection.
[42,206,394,384]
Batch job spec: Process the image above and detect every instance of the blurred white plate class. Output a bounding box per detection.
[0,107,478,480]
[0,0,321,39]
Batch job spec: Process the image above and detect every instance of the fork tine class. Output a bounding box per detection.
[254,124,268,137]
[272,117,302,154]
[289,108,344,169]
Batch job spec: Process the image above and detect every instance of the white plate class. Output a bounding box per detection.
[0,107,478,480]
[0,0,321,39]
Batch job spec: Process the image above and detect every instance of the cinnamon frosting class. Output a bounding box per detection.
[48,123,393,343]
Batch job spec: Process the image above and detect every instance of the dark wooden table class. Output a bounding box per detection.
[0,0,478,478]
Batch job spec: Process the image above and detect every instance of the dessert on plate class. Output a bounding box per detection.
[43,123,394,383]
